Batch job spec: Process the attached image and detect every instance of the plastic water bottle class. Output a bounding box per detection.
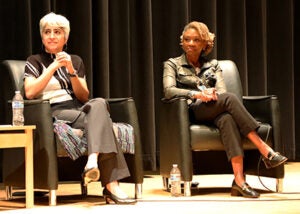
[12,91,24,126]
[170,164,181,196]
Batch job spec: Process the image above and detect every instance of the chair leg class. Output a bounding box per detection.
[5,186,13,200]
[276,178,283,193]
[49,189,57,206]
[81,181,88,197]
[162,176,169,190]
[135,183,142,199]
[183,181,191,196]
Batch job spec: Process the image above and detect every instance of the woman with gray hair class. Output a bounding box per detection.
[163,21,287,198]
[24,12,136,204]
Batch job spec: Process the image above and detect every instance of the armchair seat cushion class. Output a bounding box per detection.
[112,122,135,154]
[190,123,273,151]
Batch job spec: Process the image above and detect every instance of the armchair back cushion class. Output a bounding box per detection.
[0,60,26,124]
[218,60,243,100]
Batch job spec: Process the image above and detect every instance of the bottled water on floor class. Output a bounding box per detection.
[170,164,181,196]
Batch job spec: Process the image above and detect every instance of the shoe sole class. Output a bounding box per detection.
[231,183,260,198]
[231,186,260,198]
[83,168,100,185]
[263,157,288,169]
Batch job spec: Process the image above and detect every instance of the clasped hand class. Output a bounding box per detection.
[55,51,72,69]
[194,88,218,102]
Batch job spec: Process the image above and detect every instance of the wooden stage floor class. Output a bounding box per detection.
[0,162,299,213]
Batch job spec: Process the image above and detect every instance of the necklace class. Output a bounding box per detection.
[190,62,201,75]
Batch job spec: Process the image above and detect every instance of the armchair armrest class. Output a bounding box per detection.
[106,97,143,183]
[24,99,58,189]
[243,95,278,123]
[107,98,138,124]
[159,98,193,181]
[3,99,58,190]
[24,99,56,149]
[106,98,141,144]
[243,95,283,153]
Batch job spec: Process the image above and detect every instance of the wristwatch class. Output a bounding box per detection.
[68,70,78,78]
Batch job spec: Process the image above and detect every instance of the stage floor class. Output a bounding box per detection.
[1,162,299,213]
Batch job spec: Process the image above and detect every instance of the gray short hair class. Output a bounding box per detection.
[39,12,70,40]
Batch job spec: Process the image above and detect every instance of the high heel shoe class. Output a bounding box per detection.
[231,180,260,198]
[102,188,137,204]
[82,167,100,186]
[262,152,288,169]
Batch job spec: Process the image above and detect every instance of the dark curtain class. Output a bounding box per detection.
[0,0,298,171]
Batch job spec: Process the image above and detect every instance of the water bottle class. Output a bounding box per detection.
[12,91,24,126]
[170,164,181,196]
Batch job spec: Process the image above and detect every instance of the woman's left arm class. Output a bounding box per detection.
[56,52,90,103]
[69,76,89,103]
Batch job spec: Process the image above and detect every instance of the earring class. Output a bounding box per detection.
[63,44,68,51]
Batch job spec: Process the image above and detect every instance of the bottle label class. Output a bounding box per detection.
[170,173,181,196]
[170,174,180,181]
[12,101,24,108]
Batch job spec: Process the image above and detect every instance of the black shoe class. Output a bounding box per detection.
[103,188,137,204]
[262,152,288,169]
[82,167,100,186]
[231,180,260,198]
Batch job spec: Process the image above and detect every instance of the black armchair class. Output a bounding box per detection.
[159,60,285,196]
[0,60,144,205]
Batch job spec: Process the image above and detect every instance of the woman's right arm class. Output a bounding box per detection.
[163,60,196,99]
[24,60,60,99]
[163,59,218,102]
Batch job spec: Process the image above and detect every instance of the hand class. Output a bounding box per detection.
[194,88,218,102]
[55,51,74,72]
[203,88,218,101]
